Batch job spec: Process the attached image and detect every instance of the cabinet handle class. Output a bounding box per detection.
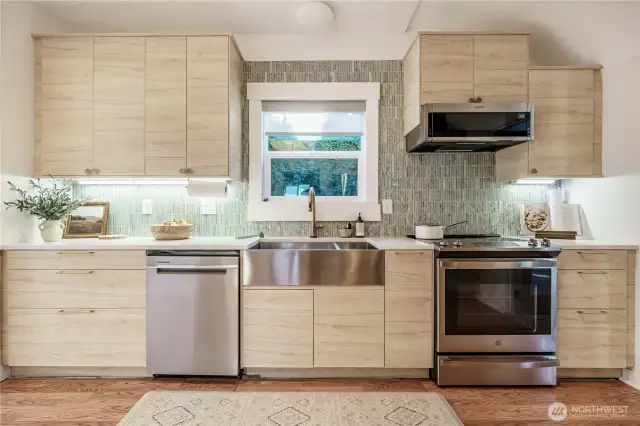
[531,168,538,174]
[577,271,609,275]
[58,309,95,314]
[577,310,607,314]
[56,270,95,275]
[186,168,194,175]
[395,251,425,256]
[179,168,186,174]
[84,168,92,175]
[56,251,95,255]
[468,97,475,103]
[475,97,482,103]
[577,251,610,256]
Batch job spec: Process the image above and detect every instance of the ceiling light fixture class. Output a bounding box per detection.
[296,2,334,33]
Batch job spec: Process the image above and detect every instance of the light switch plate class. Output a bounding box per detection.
[382,199,393,214]
[201,199,217,215]
[142,199,153,215]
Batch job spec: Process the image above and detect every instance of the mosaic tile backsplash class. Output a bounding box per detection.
[73,60,554,238]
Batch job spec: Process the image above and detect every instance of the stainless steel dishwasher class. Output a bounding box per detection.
[146,250,239,376]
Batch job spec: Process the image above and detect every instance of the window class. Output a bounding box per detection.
[247,83,380,222]
[263,102,365,200]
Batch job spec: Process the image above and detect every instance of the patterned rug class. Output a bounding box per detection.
[118,391,464,426]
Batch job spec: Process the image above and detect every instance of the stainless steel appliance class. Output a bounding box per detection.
[146,250,240,376]
[406,103,534,153]
[432,237,561,386]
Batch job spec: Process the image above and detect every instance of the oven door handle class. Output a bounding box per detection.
[440,357,559,369]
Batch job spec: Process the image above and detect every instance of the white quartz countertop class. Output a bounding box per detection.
[2,236,635,251]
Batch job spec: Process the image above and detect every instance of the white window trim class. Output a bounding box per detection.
[247,82,381,222]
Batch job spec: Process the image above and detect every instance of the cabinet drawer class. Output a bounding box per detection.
[7,308,145,367]
[557,309,627,368]
[558,270,626,310]
[7,250,145,270]
[385,251,433,290]
[558,250,626,270]
[242,289,313,368]
[314,289,384,368]
[6,270,145,309]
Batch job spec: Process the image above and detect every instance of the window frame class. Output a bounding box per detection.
[247,83,381,222]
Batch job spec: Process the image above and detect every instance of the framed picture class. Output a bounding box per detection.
[63,202,109,238]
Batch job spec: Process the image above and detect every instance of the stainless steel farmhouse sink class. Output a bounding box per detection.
[242,241,384,286]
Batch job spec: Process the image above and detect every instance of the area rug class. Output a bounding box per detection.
[118,391,464,426]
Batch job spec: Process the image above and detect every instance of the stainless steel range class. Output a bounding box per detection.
[429,236,561,386]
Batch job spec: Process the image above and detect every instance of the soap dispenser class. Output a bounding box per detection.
[355,213,365,238]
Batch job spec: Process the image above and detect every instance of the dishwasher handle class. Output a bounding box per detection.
[150,265,238,274]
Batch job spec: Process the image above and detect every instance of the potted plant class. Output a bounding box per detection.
[4,178,91,242]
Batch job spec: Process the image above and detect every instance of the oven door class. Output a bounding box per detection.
[437,258,557,353]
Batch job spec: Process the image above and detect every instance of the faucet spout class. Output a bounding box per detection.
[308,187,318,238]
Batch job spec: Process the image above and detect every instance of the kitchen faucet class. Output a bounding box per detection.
[308,187,323,238]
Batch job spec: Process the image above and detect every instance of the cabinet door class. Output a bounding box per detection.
[385,290,433,368]
[528,70,597,177]
[187,36,230,177]
[93,37,145,176]
[419,35,474,104]
[314,289,384,367]
[242,290,313,368]
[557,309,627,368]
[39,37,94,176]
[473,35,528,102]
[145,37,187,176]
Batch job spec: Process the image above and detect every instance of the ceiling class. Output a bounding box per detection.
[28,1,640,62]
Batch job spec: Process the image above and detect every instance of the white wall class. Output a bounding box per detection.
[0,2,65,246]
[0,0,64,381]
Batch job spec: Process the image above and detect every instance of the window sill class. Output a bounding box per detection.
[247,200,381,222]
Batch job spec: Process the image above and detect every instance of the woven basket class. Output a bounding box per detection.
[151,224,193,240]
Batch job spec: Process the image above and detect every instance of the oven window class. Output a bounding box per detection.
[444,269,552,335]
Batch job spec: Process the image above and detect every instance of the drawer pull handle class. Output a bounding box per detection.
[577,251,610,256]
[577,271,609,275]
[58,309,95,314]
[56,251,95,255]
[395,252,425,256]
[56,271,95,275]
[577,310,607,314]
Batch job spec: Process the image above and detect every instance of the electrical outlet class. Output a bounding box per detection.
[201,199,217,215]
[142,199,153,215]
[382,199,393,214]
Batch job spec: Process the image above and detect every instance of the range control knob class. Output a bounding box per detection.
[541,238,552,247]
[528,238,539,247]
[439,240,449,246]
[452,240,462,247]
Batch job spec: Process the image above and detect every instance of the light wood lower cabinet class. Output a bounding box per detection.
[557,309,627,369]
[385,290,433,368]
[6,250,145,270]
[242,289,313,368]
[7,308,146,367]
[313,289,384,368]
[558,270,626,310]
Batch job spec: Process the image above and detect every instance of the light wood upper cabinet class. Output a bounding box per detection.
[145,37,187,176]
[37,37,94,176]
[314,288,384,368]
[496,67,602,181]
[403,33,529,135]
[34,35,242,179]
[93,37,146,176]
[187,37,233,178]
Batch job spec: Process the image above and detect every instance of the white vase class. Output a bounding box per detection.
[39,220,64,243]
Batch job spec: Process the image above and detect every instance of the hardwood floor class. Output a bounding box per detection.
[1,378,639,425]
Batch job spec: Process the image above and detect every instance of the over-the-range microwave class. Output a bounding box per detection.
[406,103,534,153]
